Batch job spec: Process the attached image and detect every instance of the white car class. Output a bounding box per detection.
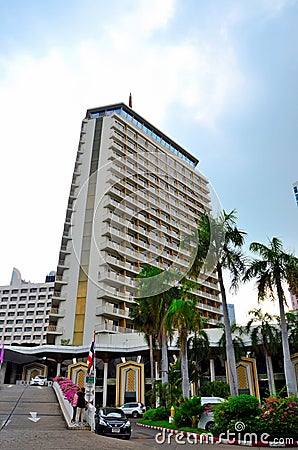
[120,402,146,418]
[30,375,48,386]
[198,397,226,431]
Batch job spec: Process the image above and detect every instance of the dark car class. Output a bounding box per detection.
[95,407,131,440]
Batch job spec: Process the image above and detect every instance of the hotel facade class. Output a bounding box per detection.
[1,103,230,404]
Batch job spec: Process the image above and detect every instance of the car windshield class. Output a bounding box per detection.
[102,408,125,418]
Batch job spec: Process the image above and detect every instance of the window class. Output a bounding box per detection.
[29,296,36,301]
[28,303,35,308]
[21,289,28,293]
[0,312,5,317]
[16,319,23,324]
[0,320,4,324]
[15,327,22,332]
[10,297,17,301]
[39,287,47,292]
[25,319,33,324]
[12,289,18,294]
[17,312,24,316]
[5,327,13,332]
[24,327,32,332]
[4,336,11,340]
[8,312,15,317]
[36,311,43,315]
[27,311,34,316]
[37,303,45,308]
[38,295,46,300]
[0,305,7,309]
[20,296,27,301]
[6,320,14,324]
[34,327,42,331]
[30,288,37,293]
[24,336,31,340]
[1,297,8,302]
[9,304,16,309]
[2,290,9,294]
[35,319,43,323]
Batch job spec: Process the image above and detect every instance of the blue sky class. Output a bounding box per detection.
[0,0,297,321]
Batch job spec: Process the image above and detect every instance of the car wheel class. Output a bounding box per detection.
[132,411,138,418]
[205,421,215,432]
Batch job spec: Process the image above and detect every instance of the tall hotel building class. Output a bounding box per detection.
[48,102,222,349]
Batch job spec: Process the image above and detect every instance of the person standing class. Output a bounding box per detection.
[75,387,87,424]
[71,389,78,423]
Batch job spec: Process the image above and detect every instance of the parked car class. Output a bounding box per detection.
[120,402,146,418]
[95,407,131,440]
[198,397,226,431]
[29,375,48,386]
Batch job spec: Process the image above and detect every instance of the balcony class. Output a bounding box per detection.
[95,322,136,334]
[96,304,129,319]
[55,276,68,285]
[46,325,64,334]
[49,308,65,317]
[51,291,66,301]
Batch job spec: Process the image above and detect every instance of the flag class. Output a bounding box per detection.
[0,343,4,364]
[87,333,96,376]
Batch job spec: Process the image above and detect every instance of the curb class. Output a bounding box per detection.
[136,423,298,447]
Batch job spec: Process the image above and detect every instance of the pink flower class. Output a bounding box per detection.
[281,416,284,419]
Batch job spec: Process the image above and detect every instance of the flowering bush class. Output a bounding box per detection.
[53,376,79,405]
[261,395,298,440]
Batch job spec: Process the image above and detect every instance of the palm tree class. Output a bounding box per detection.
[286,310,298,354]
[164,287,203,398]
[189,210,246,397]
[187,328,210,394]
[244,237,298,396]
[129,296,157,388]
[135,265,178,384]
[218,323,246,363]
[246,308,280,395]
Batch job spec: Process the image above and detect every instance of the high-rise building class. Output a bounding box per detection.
[47,102,222,347]
[0,268,54,345]
[293,182,298,206]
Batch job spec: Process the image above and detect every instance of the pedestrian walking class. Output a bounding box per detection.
[75,387,87,424]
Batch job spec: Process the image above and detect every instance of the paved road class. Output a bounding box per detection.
[0,384,270,449]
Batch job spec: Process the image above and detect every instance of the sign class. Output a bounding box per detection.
[86,376,94,383]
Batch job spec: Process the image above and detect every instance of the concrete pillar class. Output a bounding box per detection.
[210,358,215,382]
[9,363,17,384]
[56,362,61,377]
[103,362,108,407]
[0,361,7,384]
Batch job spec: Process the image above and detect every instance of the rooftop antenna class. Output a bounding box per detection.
[129,92,132,108]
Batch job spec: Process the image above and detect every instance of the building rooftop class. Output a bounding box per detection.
[85,102,199,168]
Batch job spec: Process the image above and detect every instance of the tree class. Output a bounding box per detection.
[246,308,280,395]
[134,265,178,384]
[189,210,247,397]
[218,323,246,363]
[129,296,157,389]
[244,237,298,396]
[164,284,204,398]
[285,310,298,354]
[187,328,210,393]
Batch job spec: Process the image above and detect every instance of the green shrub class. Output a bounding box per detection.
[174,396,205,428]
[143,406,168,421]
[200,380,230,399]
[212,394,263,438]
